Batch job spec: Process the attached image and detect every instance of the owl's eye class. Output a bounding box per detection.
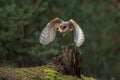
[56,28,59,31]
[62,26,67,29]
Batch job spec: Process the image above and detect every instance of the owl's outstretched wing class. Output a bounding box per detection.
[69,19,85,47]
[39,18,61,45]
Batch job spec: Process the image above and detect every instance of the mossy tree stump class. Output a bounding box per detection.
[53,44,81,77]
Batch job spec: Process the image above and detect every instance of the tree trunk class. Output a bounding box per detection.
[53,44,82,77]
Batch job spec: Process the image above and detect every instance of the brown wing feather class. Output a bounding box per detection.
[39,18,61,45]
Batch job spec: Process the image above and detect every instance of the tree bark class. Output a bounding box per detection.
[53,44,82,77]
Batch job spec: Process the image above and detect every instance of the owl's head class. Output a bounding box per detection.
[57,21,73,36]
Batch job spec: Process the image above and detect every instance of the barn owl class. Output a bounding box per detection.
[39,18,85,47]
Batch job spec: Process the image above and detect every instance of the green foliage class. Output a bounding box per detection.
[0,0,120,79]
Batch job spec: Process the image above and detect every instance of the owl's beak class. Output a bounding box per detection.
[57,27,62,32]
[57,28,66,36]
[58,31,66,36]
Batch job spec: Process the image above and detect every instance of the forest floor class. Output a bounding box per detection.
[0,64,96,80]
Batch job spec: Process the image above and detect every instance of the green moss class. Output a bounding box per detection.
[14,68,28,77]
[56,77,65,80]
[81,75,96,80]
[44,76,53,80]
[29,77,37,80]
[0,66,96,80]
[42,68,61,80]
[43,68,59,76]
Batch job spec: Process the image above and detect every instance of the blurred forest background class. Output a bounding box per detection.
[0,0,120,80]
